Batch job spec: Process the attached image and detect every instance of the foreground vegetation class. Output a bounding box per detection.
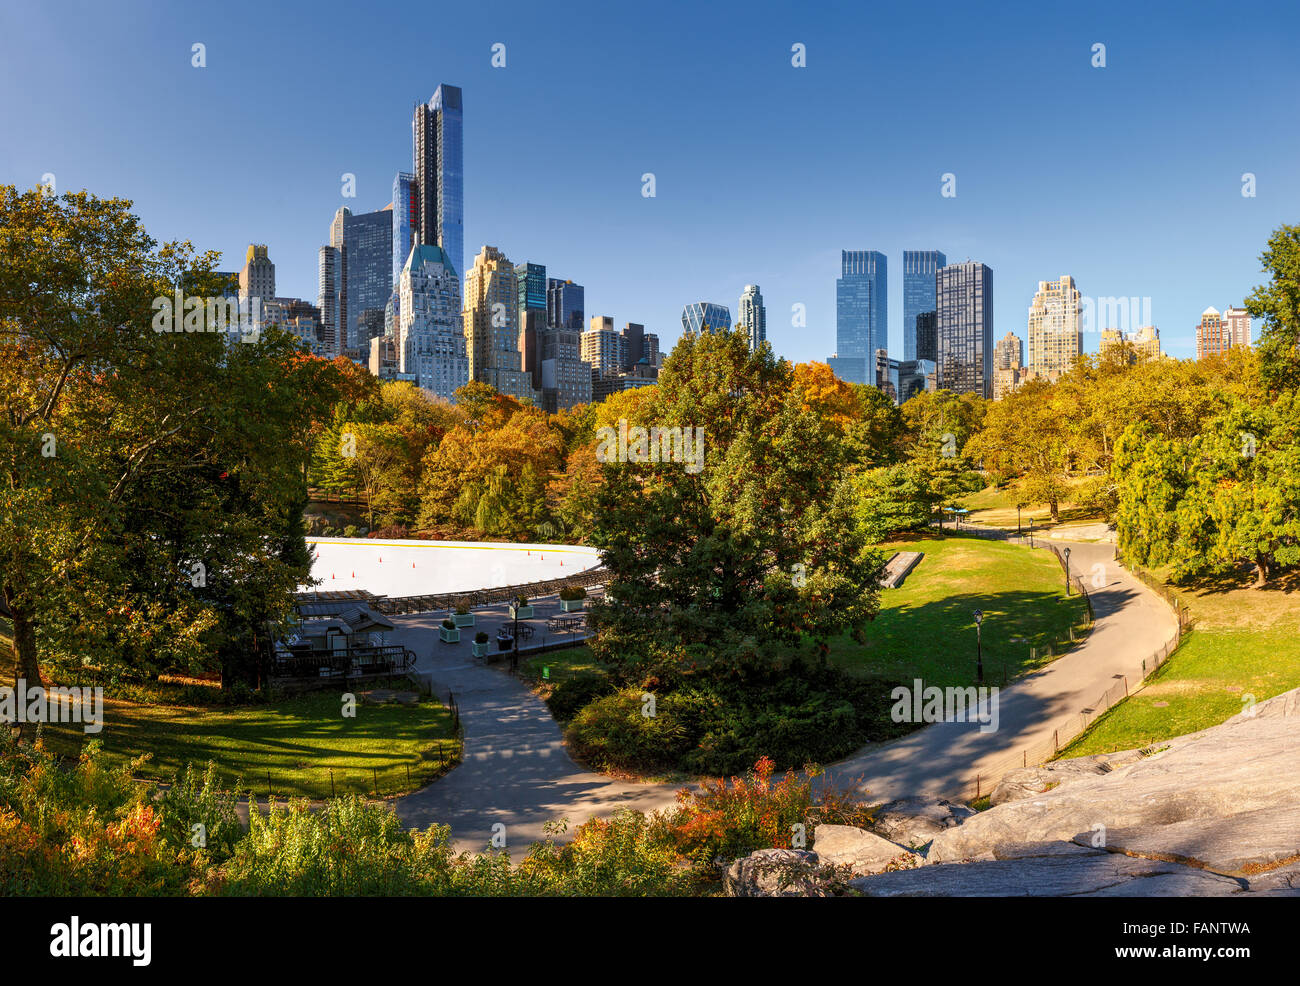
[0,741,871,897]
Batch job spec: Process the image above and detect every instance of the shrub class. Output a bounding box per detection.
[544,673,615,722]
[454,601,470,615]
[564,688,694,774]
[559,586,587,601]
[475,631,489,644]
[520,809,691,896]
[343,525,359,538]
[441,618,455,630]
[367,524,409,539]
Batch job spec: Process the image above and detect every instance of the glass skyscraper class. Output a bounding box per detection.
[547,278,584,330]
[681,302,731,334]
[412,84,463,286]
[836,251,886,383]
[342,208,393,354]
[902,250,946,362]
[398,243,468,402]
[935,261,994,398]
[516,262,547,318]
[392,172,419,286]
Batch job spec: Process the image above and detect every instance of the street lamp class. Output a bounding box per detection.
[1063,546,1072,596]
[1017,505,1022,535]
[973,609,984,684]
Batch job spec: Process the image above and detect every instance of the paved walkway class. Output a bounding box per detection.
[822,540,1179,802]
[390,598,680,858]
[390,540,1179,851]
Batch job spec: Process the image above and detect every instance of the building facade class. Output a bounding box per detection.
[398,243,468,402]
[902,250,945,362]
[547,278,584,330]
[835,250,887,383]
[412,84,464,285]
[462,245,535,402]
[1222,306,1252,349]
[317,245,342,356]
[238,244,276,304]
[738,284,767,350]
[1027,275,1082,375]
[936,261,993,398]
[994,331,1023,371]
[681,302,731,334]
[342,208,393,355]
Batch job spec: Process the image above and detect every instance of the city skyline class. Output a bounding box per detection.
[2,1,1295,367]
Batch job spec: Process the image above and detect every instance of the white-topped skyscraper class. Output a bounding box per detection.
[398,243,468,402]
[738,284,767,350]
[412,84,463,286]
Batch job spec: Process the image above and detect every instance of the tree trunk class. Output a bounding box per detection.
[1049,497,1060,522]
[5,597,43,742]
[1253,555,1270,588]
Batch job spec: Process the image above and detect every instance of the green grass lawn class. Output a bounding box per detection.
[0,623,459,799]
[1058,572,1300,757]
[827,533,1091,687]
[38,688,460,800]
[958,480,1102,533]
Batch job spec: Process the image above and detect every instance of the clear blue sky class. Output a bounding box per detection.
[2,0,1297,361]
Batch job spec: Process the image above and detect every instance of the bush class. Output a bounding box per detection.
[559,585,587,601]
[544,672,615,722]
[562,661,909,777]
[343,525,359,538]
[441,618,455,630]
[564,688,695,774]
[475,631,489,644]
[368,524,409,540]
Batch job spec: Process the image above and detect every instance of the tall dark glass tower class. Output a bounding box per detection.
[412,84,463,283]
[902,250,946,362]
[547,278,584,330]
[836,251,886,383]
[935,261,993,398]
[342,208,393,354]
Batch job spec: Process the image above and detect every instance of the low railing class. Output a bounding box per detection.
[271,644,417,682]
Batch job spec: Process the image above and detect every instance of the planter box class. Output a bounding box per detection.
[453,613,475,628]
[508,605,534,619]
[560,598,585,612]
[471,641,489,658]
[439,626,460,644]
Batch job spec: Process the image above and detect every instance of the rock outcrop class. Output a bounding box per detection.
[812,824,919,874]
[867,797,974,847]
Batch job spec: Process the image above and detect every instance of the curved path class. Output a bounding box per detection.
[390,606,678,858]
[391,540,1178,851]
[823,540,1180,801]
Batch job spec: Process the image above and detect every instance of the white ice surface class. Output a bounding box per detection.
[301,537,602,598]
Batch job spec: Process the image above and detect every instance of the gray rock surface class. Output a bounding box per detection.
[812,824,919,874]
[928,688,1300,865]
[1072,805,1300,876]
[989,749,1149,806]
[868,797,975,847]
[723,849,839,898]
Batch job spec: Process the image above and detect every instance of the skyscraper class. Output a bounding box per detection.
[238,244,275,303]
[1027,275,1082,375]
[547,278,584,330]
[462,245,535,402]
[994,331,1023,371]
[392,172,419,285]
[836,251,887,384]
[412,84,464,284]
[1222,306,1252,348]
[398,243,468,402]
[342,208,393,354]
[317,245,342,355]
[681,302,731,334]
[582,316,627,376]
[902,250,945,362]
[515,262,548,319]
[738,284,767,351]
[936,261,993,398]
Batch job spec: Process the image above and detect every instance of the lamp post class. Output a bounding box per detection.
[511,602,520,672]
[1017,505,1022,536]
[973,609,984,684]
[1063,546,1072,596]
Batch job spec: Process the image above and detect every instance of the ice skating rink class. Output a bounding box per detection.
[301,538,603,598]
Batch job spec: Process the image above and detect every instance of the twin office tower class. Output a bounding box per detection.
[827,250,993,399]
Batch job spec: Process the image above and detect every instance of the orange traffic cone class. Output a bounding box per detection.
[351,571,355,578]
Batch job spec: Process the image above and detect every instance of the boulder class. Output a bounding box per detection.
[849,847,1245,897]
[868,798,974,847]
[812,824,919,874]
[1073,804,1300,876]
[927,688,1300,865]
[723,849,839,898]
[990,749,1148,806]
